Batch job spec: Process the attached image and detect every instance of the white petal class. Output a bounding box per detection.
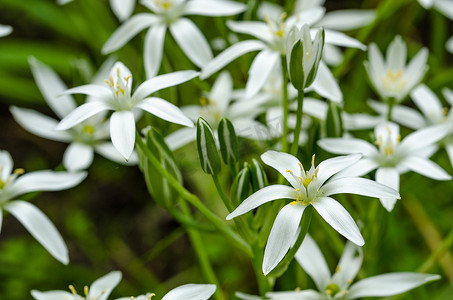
[334,158,379,178]
[133,70,199,100]
[318,138,377,156]
[95,143,139,165]
[320,177,400,199]
[261,151,302,188]
[316,154,362,186]
[310,60,342,102]
[289,7,326,27]
[403,48,428,97]
[56,102,111,130]
[434,0,453,20]
[210,71,233,113]
[110,111,136,160]
[102,13,160,54]
[89,271,122,300]
[0,24,13,37]
[4,201,69,264]
[226,20,273,43]
[348,273,441,299]
[324,29,367,50]
[312,197,364,246]
[62,84,112,99]
[200,40,266,79]
[295,234,330,291]
[317,9,376,31]
[386,36,407,71]
[28,57,76,118]
[342,112,384,130]
[246,50,280,99]
[136,97,193,127]
[144,24,166,78]
[110,0,136,21]
[303,98,328,120]
[161,284,216,300]
[442,87,453,106]
[447,36,453,54]
[418,0,434,9]
[375,167,399,212]
[170,18,213,68]
[63,142,94,171]
[235,292,263,300]
[322,44,343,66]
[165,127,197,150]
[266,290,323,300]
[31,290,74,300]
[400,156,451,180]
[446,143,453,169]
[367,99,426,130]
[263,203,306,275]
[184,0,246,16]
[226,185,297,220]
[331,242,363,287]
[410,84,443,120]
[398,123,451,154]
[10,106,71,142]
[0,150,13,180]
[10,171,86,197]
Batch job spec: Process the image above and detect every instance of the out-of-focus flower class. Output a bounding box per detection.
[319,121,452,211]
[447,36,453,53]
[56,62,196,160]
[0,150,86,264]
[417,0,453,19]
[31,271,122,300]
[102,0,246,78]
[116,284,216,300]
[227,151,399,275]
[11,57,138,171]
[57,0,136,21]
[0,24,12,37]
[365,36,428,103]
[264,235,441,300]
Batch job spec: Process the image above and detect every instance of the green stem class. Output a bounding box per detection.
[212,175,233,212]
[290,90,304,156]
[431,9,447,69]
[418,228,453,273]
[281,55,290,154]
[136,132,253,256]
[387,97,395,121]
[179,198,225,300]
[268,205,313,278]
[251,243,271,295]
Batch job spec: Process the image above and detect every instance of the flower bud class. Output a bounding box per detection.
[249,158,268,192]
[230,164,251,206]
[286,24,325,90]
[197,117,221,175]
[218,118,239,165]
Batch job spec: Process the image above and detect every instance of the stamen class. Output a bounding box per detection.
[124,75,132,82]
[311,154,315,166]
[116,67,120,77]
[69,285,77,295]
[84,285,89,297]
[14,168,24,175]
[290,201,298,206]
[148,293,156,299]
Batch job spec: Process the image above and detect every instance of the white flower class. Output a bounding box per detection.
[201,9,367,101]
[0,150,86,264]
[364,35,428,103]
[417,0,453,19]
[0,24,13,37]
[226,151,399,275]
[318,121,452,211]
[102,0,246,78]
[116,284,216,300]
[11,57,139,171]
[165,71,267,150]
[31,271,122,300]
[56,62,197,160]
[264,235,440,300]
[57,0,136,21]
[447,36,453,54]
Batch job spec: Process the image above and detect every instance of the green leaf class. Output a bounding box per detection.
[325,101,344,138]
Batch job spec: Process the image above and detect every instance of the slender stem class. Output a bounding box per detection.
[136,132,252,256]
[251,243,271,295]
[212,175,233,212]
[290,90,304,156]
[418,228,453,273]
[268,205,313,278]
[280,55,290,154]
[431,9,447,69]
[387,97,395,121]
[179,198,225,300]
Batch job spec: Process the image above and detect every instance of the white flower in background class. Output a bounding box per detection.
[318,121,452,211]
[227,151,399,275]
[56,62,196,160]
[116,284,216,300]
[11,58,138,171]
[31,271,122,300]
[264,235,440,300]
[102,0,246,78]
[0,24,13,37]
[417,0,453,19]
[369,84,453,168]
[57,0,136,21]
[165,71,267,150]
[257,0,376,66]
[365,36,428,103]
[447,36,453,53]
[201,7,367,101]
[0,150,86,264]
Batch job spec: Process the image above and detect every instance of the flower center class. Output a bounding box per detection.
[0,168,24,190]
[131,294,155,300]
[154,0,172,10]
[68,284,110,300]
[381,69,406,94]
[265,13,287,53]
[83,125,95,135]
[105,68,134,110]
[199,97,222,123]
[287,155,319,205]
[375,129,400,157]
[325,283,340,297]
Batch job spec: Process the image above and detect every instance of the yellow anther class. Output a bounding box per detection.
[302,177,313,188]
[326,289,332,295]
[148,293,156,299]
[69,285,77,295]
[200,97,208,106]
[294,188,300,191]
[311,154,315,166]
[105,79,113,87]
[314,167,319,177]
[298,162,304,174]
[335,265,341,272]
[384,146,393,156]
[290,201,298,206]
[374,135,383,146]
[286,169,293,174]
[116,67,120,77]
[396,134,401,143]
[276,29,284,37]
[83,125,95,135]
[84,285,89,297]
[346,279,353,284]
[124,75,132,82]
[14,168,24,175]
